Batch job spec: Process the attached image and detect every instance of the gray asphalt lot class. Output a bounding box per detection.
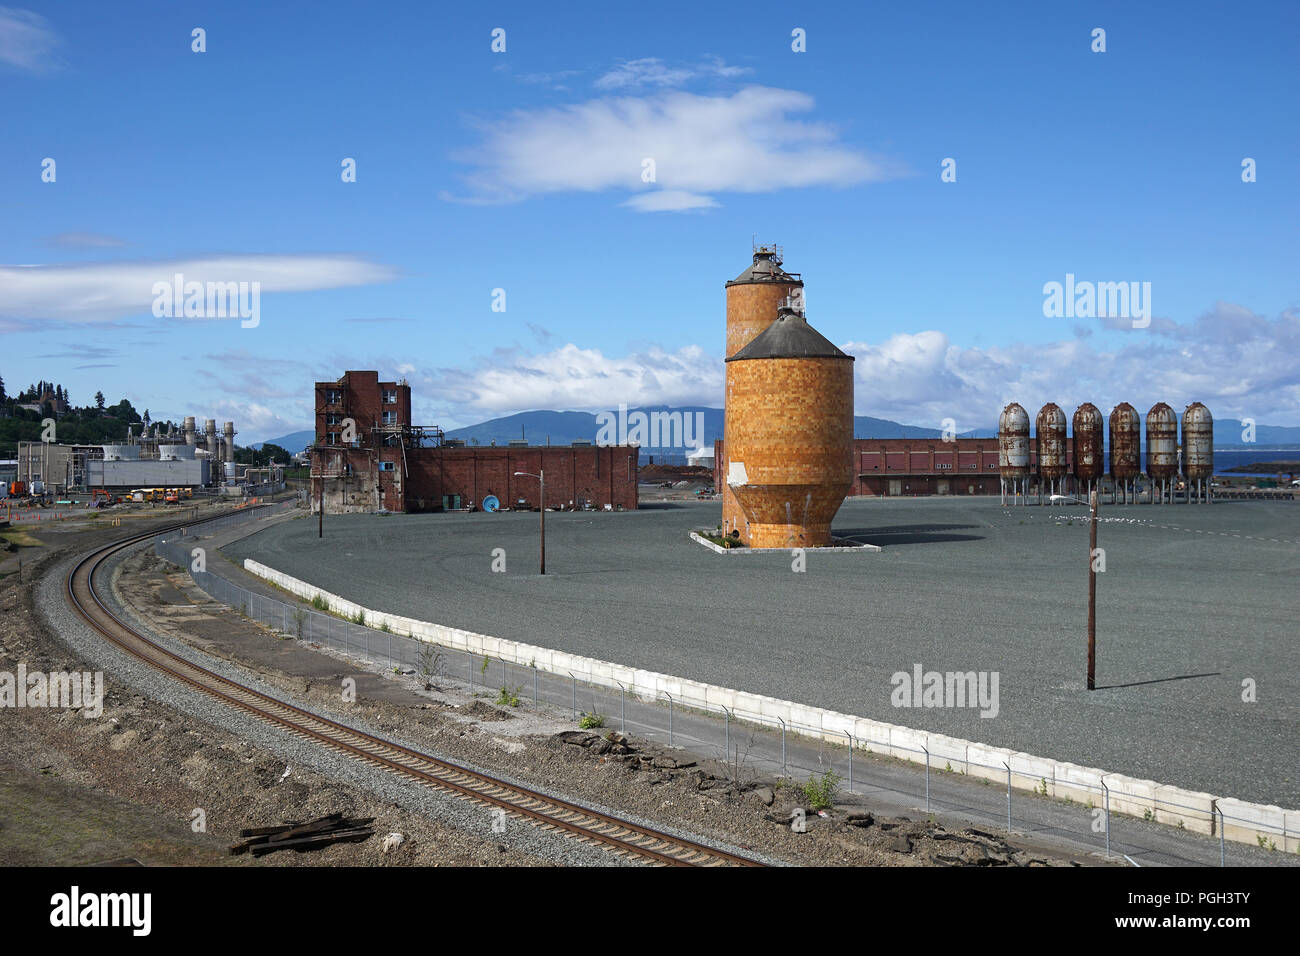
[225,496,1300,807]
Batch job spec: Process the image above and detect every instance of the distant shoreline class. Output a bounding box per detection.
[1223,461,1300,474]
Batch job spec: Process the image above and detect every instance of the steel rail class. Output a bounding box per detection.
[63,512,764,867]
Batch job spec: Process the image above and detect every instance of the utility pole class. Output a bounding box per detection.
[1087,487,1098,690]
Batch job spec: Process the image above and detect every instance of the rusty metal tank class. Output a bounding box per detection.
[1108,403,1140,479]
[1035,403,1068,479]
[1182,402,1214,481]
[1146,402,1178,480]
[722,245,805,540]
[724,306,854,548]
[1072,403,1105,481]
[998,403,1030,479]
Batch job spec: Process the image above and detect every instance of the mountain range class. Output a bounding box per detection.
[253,409,1300,454]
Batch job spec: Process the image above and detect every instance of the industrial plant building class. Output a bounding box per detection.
[310,371,639,514]
[15,416,273,495]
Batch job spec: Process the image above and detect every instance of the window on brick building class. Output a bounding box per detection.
[325,389,341,405]
[382,410,397,425]
[327,432,339,445]
[383,390,397,404]
[378,461,395,472]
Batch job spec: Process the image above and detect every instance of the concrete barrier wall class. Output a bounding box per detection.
[243,557,1294,850]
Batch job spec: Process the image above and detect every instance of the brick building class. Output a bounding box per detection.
[311,371,639,514]
[715,436,1004,498]
[714,435,1104,498]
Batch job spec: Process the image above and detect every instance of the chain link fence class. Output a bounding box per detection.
[150,500,1295,865]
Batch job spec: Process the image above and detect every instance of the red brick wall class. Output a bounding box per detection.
[404,446,639,512]
[848,438,1002,495]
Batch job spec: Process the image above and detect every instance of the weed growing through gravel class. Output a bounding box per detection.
[800,769,841,811]
[578,712,605,729]
[311,594,328,611]
[496,685,522,708]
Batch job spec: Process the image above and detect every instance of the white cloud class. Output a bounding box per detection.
[0,6,60,71]
[595,58,696,90]
[595,56,753,90]
[378,303,1300,430]
[446,85,900,210]
[412,343,720,422]
[842,304,1300,429]
[621,190,718,212]
[0,254,400,324]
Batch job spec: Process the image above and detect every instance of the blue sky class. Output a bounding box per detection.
[2,0,1297,442]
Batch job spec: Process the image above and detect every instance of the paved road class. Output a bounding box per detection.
[225,496,1300,808]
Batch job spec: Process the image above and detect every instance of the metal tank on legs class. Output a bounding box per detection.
[1035,403,1067,504]
[1108,403,1140,504]
[1145,402,1178,504]
[998,403,1030,505]
[1072,403,1104,500]
[1182,402,1213,503]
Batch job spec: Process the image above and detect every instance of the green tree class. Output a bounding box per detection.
[94,390,105,410]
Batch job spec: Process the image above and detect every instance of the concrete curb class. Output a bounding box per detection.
[687,531,882,554]
[244,556,1296,851]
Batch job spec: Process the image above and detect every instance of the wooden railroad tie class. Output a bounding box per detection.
[229,813,376,857]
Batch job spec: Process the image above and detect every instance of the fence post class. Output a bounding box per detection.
[843,729,853,793]
[568,672,576,720]
[923,746,930,812]
[723,706,731,758]
[664,692,674,746]
[1102,779,1111,857]
[1004,762,1012,832]
[615,681,626,732]
[777,716,786,773]
[1219,805,1225,867]
[533,666,538,706]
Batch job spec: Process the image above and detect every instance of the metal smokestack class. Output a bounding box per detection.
[205,419,218,457]
[223,422,235,462]
[184,416,197,446]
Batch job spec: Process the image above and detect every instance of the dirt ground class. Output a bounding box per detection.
[1,513,1106,867]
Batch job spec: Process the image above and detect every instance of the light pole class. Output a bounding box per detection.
[514,469,545,574]
[1051,491,1099,689]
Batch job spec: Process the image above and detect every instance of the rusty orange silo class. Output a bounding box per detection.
[721,245,805,539]
[724,306,854,548]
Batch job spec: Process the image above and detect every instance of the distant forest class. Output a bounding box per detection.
[0,375,289,464]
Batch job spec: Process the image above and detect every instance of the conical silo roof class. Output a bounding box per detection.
[725,308,851,362]
[726,249,803,287]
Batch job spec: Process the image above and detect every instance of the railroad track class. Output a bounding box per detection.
[65,513,764,867]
